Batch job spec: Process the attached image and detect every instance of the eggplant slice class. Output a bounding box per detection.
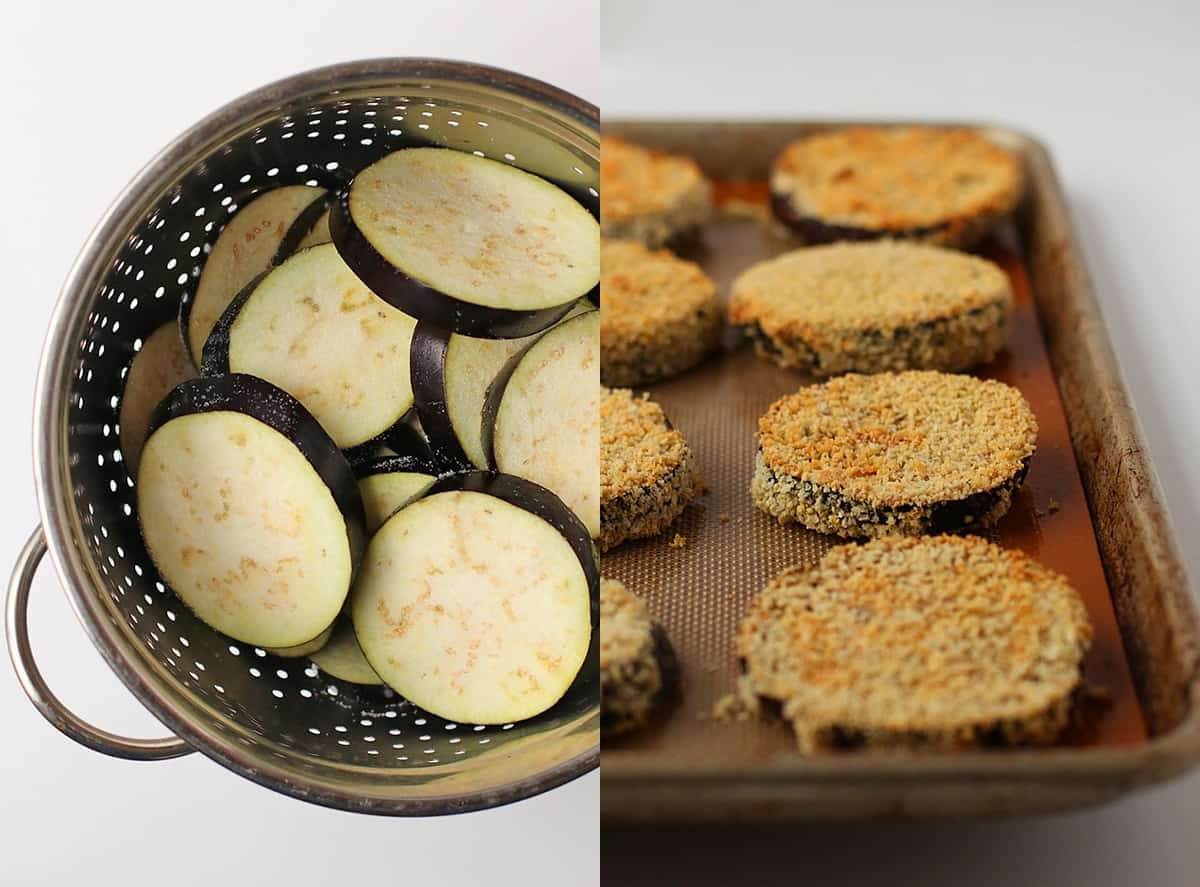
[484,310,601,538]
[352,471,597,724]
[118,321,195,475]
[181,185,327,365]
[293,205,332,251]
[265,622,334,658]
[354,454,440,534]
[310,618,383,686]
[137,374,365,649]
[412,301,593,470]
[201,243,417,450]
[331,147,600,338]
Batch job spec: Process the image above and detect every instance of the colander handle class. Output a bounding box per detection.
[7,526,194,761]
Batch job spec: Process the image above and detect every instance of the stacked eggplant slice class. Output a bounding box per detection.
[129,147,600,725]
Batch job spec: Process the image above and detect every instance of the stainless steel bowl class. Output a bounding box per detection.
[7,58,599,815]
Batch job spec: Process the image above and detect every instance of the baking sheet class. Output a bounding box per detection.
[601,183,1148,767]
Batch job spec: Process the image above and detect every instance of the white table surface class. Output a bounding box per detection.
[0,3,597,886]
[603,1,1200,884]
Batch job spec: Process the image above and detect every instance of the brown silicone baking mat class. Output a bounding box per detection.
[603,191,1147,761]
[601,122,1200,821]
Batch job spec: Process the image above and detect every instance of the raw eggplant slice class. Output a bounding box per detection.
[181,185,326,365]
[119,321,195,475]
[294,206,332,251]
[483,310,601,537]
[265,621,334,658]
[412,301,593,470]
[201,243,417,449]
[272,192,333,263]
[331,147,600,338]
[137,374,365,648]
[354,454,440,534]
[352,471,597,724]
[310,619,383,685]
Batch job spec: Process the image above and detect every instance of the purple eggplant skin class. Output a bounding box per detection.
[271,192,333,265]
[384,422,435,463]
[425,471,599,625]
[768,190,949,244]
[196,272,266,377]
[409,322,473,472]
[145,373,367,579]
[352,453,442,482]
[179,193,331,369]
[330,190,581,339]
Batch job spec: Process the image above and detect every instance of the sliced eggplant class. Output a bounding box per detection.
[201,243,417,450]
[352,471,596,724]
[412,301,593,470]
[331,147,600,338]
[137,374,365,649]
[119,321,195,475]
[265,622,334,658]
[294,206,332,251]
[310,618,383,685]
[181,185,326,365]
[483,310,601,538]
[354,455,440,534]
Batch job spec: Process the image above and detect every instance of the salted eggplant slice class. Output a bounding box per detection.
[354,454,440,534]
[310,619,383,685]
[136,374,365,649]
[294,206,332,251]
[352,471,597,724]
[265,622,334,658]
[201,243,417,449]
[331,147,600,338]
[412,301,593,470]
[181,185,326,365]
[118,321,195,475]
[483,310,601,537]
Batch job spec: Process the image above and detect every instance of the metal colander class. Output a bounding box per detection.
[7,58,599,815]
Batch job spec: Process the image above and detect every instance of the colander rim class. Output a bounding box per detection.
[31,57,599,815]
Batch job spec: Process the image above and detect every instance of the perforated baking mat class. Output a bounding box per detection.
[601,183,1148,767]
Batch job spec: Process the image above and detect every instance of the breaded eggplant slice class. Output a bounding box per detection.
[118,321,195,475]
[600,240,723,386]
[752,371,1037,537]
[600,137,712,248]
[600,388,702,552]
[770,127,1022,249]
[600,579,678,737]
[729,242,1012,376]
[737,536,1093,752]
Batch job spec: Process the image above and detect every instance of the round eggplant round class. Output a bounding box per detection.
[265,621,334,658]
[201,243,417,450]
[412,301,594,471]
[483,309,601,538]
[353,454,441,535]
[310,619,383,686]
[137,374,365,649]
[181,185,327,366]
[352,471,597,724]
[331,147,600,338]
[118,321,195,476]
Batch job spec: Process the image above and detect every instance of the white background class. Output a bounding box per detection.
[0,3,597,886]
[603,1,1200,885]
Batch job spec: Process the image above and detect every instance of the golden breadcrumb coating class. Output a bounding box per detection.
[737,535,1092,752]
[757,371,1037,507]
[601,239,723,385]
[770,127,1022,247]
[601,137,712,247]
